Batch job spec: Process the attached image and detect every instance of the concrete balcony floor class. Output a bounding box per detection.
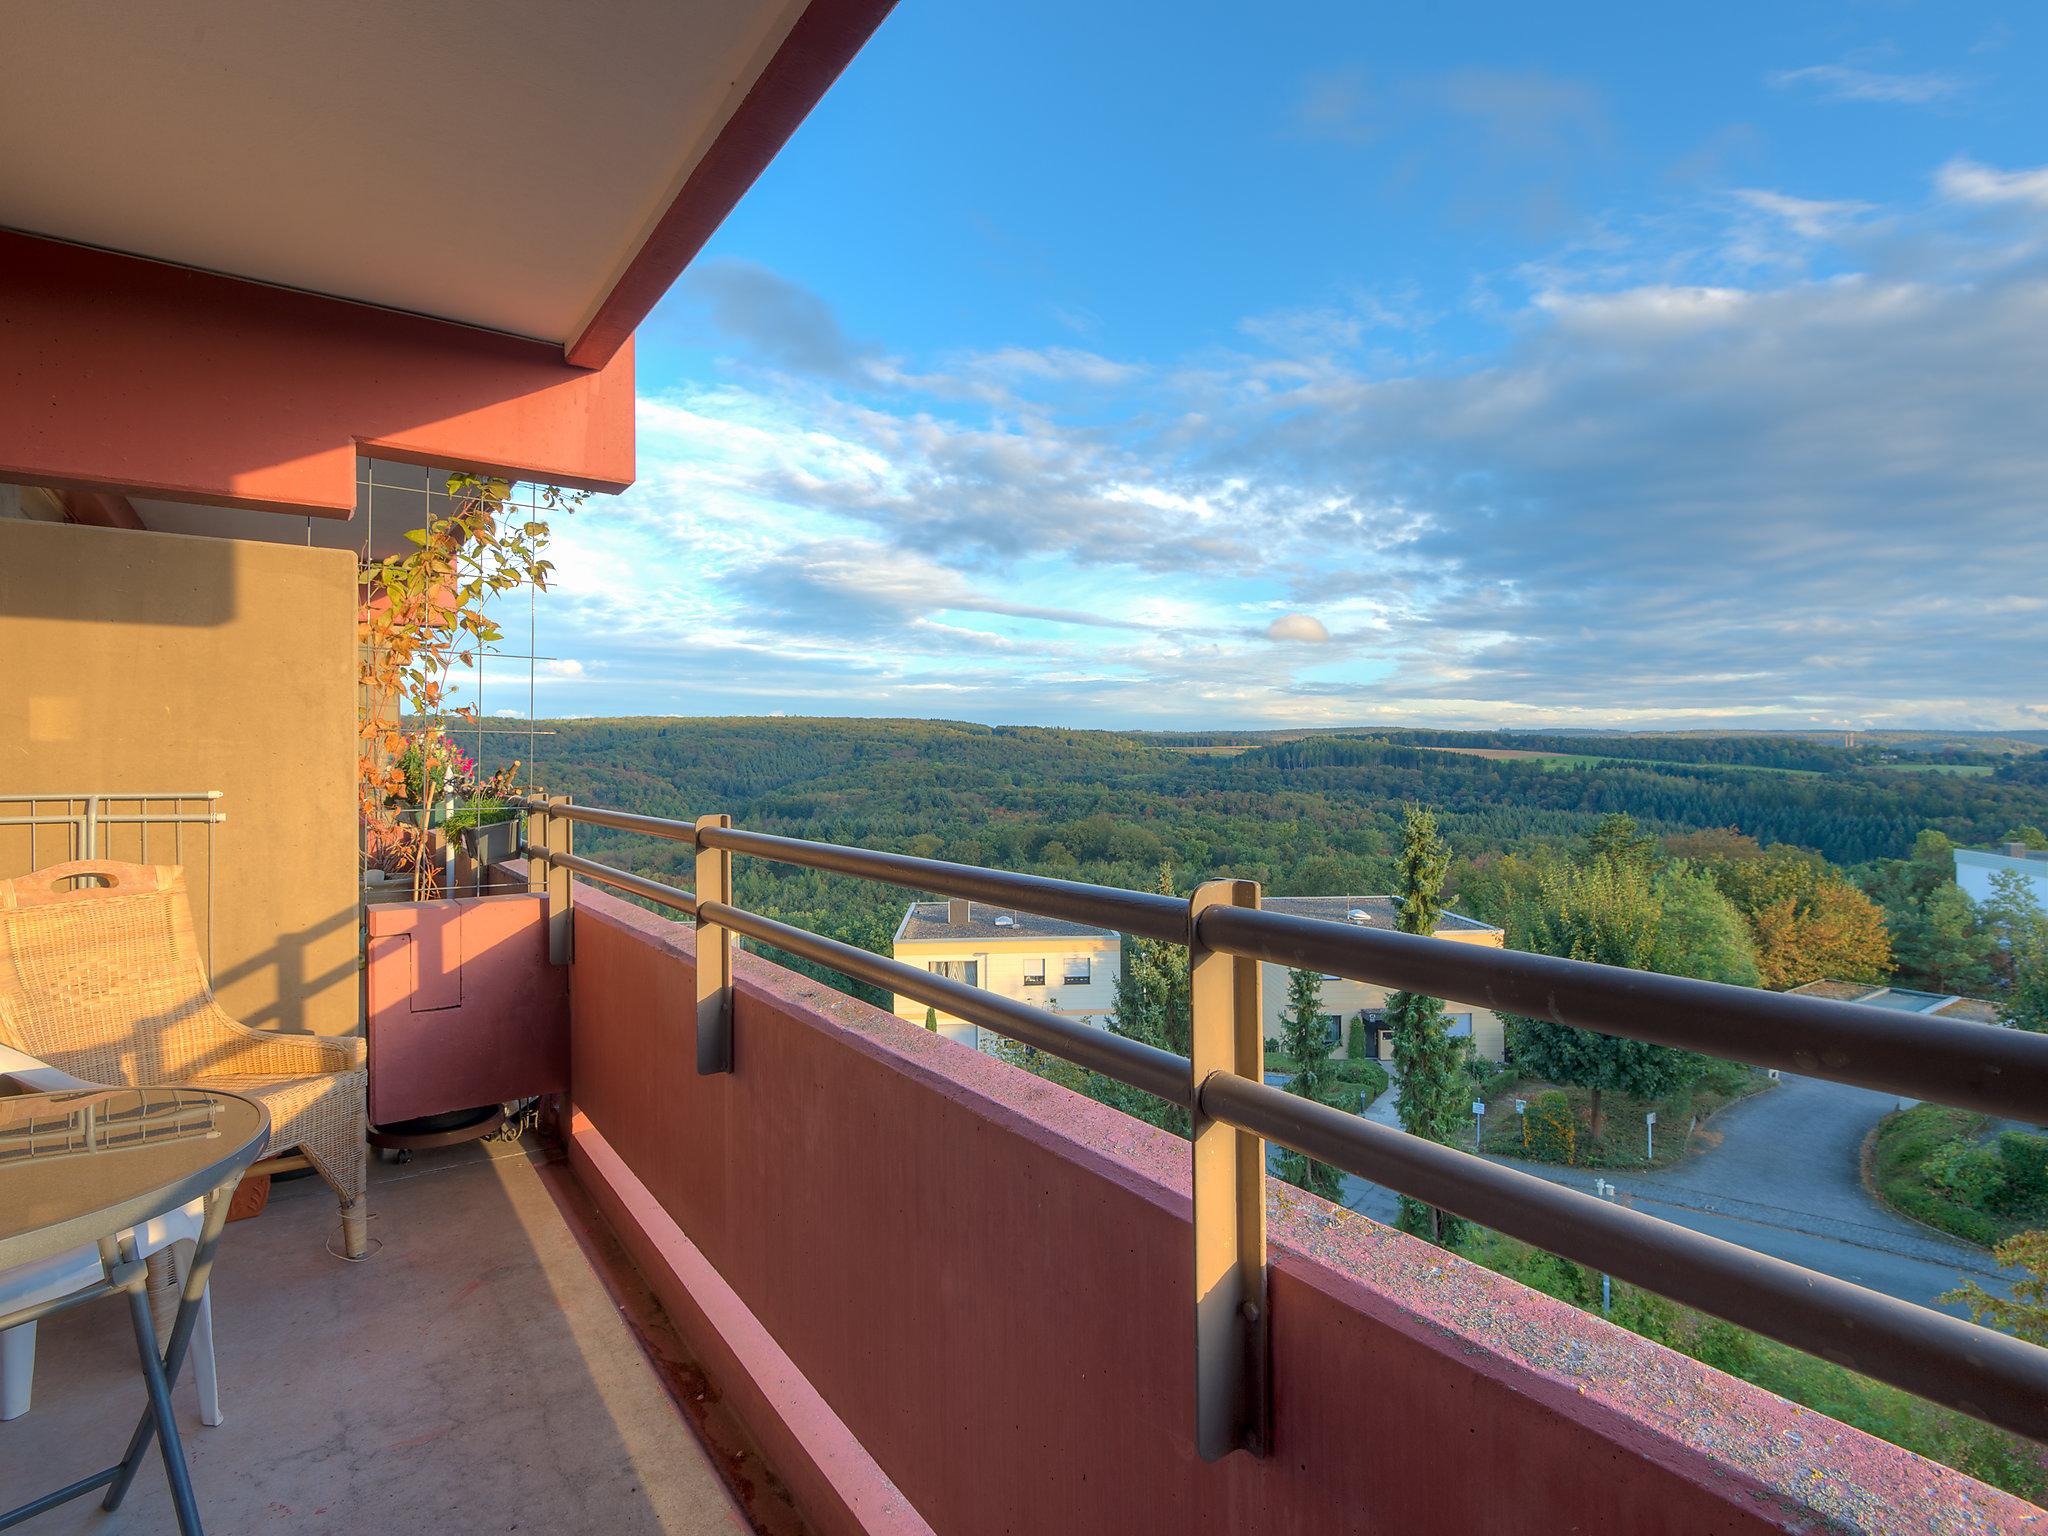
[0,1134,772,1534]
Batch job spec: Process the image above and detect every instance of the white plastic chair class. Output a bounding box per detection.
[0,1044,223,1425]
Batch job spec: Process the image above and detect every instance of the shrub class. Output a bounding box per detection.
[1689,1318,1759,1377]
[1924,1139,2008,1210]
[1526,1090,1576,1164]
[1995,1131,2048,1203]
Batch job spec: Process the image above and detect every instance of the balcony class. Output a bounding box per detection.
[3,801,2045,1532]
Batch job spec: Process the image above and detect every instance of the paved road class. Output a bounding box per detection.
[1329,1071,2011,1315]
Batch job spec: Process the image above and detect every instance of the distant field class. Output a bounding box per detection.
[1873,762,1994,776]
[1536,753,1823,777]
[1409,743,1822,775]
[1416,745,1560,761]
[1162,744,1255,756]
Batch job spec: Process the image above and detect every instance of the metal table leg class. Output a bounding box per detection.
[101,1180,237,1531]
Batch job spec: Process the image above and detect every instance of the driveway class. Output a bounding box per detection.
[1335,1072,2009,1314]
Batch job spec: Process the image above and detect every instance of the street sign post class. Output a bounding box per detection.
[1645,1109,1657,1162]
[1472,1098,1486,1148]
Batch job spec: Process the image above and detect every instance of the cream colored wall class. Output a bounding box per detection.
[1260,928,1508,1062]
[892,934,1120,1038]
[0,519,360,1037]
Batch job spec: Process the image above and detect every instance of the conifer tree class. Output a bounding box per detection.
[1275,968,1344,1199]
[1388,805,1469,1247]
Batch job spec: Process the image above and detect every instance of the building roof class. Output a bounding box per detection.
[1260,896,1500,934]
[1959,845,2048,865]
[1932,997,2004,1024]
[1789,981,2006,1020]
[896,902,1119,944]
[894,894,1499,945]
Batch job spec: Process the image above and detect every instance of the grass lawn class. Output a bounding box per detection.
[1475,1058,1771,1169]
[1867,1103,2048,1247]
[1464,1230,2047,1501]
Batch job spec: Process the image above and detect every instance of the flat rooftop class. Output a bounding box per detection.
[895,894,1499,944]
[1260,895,1499,933]
[1790,980,2004,1020]
[0,1134,785,1535]
[896,901,1119,943]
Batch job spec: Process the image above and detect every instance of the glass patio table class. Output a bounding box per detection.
[0,1086,268,1535]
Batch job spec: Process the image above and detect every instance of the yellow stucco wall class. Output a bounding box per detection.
[1261,927,1509,1062]
[0,520,360,1036]
[892,933,1121,1033]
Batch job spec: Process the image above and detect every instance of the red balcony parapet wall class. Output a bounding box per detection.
[563,884,2038,1536]
[0,231,635,517]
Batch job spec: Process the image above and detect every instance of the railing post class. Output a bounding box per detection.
[545,794,574,965]
[525,800,549,894]
[695,814,734,1075]
[1188,877,1268,1461]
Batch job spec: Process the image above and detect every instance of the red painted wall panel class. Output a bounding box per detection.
[365,894,567,1125]
[563,887,2033,1536]
[0,231,634,516]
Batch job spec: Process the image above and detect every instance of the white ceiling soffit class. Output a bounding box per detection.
[0,0,809,345]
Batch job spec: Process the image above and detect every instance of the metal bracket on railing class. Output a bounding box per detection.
[1188,878,1269,1461]
[695,814,734,1074]
[544,795,574,965]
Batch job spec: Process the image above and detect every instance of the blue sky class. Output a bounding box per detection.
[494,1,2048,731]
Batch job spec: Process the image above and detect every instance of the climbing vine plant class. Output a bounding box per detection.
[357,472,583,897]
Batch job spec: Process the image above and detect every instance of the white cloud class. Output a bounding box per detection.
[1936,158,2048,210]
[1769,63,1959,106]
[531,161,2048,729]
[1732,189,1874,241]
[1266,614,1331,643]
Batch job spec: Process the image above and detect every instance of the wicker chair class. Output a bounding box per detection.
[0,860,369,1257]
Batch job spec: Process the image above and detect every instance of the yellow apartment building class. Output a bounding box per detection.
[1259,897,1508,1062]
[891,894,1507,1063]
[891,898,1121,1049]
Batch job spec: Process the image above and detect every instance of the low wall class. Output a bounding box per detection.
[365,894,567,1125]
[564,885,2035,1536]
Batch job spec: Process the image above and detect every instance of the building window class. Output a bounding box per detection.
[1023,959,1046,986]
[1063,956,1092,986]
[929,960,979,987]
[1321,1013,1342,1045]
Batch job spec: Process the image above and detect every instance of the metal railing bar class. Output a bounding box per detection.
[700,825,1190,945]
[516,796,1188,943]
[517,797,2048,1124]
[1196,905,2048,1126]
[89,815,228,827]
[0,815,223,827]
[1198,1071,2048,1444]
[521,840,1189,1105]
[694,897,1193,1108]
[0,792,223,801]
[512,796,700,846]
[521,801,696,844]
[519,846,698,916]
